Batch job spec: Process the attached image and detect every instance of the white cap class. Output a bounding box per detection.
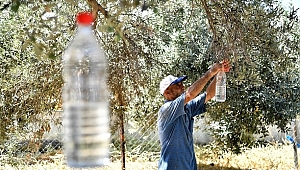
[159,75,187,95]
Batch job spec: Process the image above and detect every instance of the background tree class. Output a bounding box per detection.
[0,1,64,144]
[0,0,299,161]
[1,1,161,165]
[200,0,300,153]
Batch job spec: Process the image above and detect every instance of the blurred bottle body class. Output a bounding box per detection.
[62,12,110,168]
[215,70,226,102]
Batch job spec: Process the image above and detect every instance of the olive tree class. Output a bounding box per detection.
[0,1,161,163]
[200,0,300,153]
[0,0,299,159]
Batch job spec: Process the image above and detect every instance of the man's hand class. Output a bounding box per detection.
[210,59,231,75]
[221,59,231,72]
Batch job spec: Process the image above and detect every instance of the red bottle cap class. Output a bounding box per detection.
[76,12,93,25]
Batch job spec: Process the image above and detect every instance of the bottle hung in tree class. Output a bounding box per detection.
[62,12,110,168]
[215,69,226,102]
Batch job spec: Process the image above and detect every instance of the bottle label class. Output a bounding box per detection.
[215,85,226,102]
[63,102,110,167]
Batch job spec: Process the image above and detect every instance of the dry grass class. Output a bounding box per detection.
[197,144,298,170]
[1,144,299,170]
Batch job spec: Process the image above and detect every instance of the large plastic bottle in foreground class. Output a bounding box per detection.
[215,70,226,102]
[62,12,110,168]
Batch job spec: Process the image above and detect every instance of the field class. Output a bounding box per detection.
[1,144,299,170]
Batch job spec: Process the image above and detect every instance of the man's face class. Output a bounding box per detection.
[165,82,185,100]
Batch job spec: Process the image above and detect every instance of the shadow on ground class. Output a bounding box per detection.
[198,163,247,170]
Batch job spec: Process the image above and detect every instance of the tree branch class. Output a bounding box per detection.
[0,2,11,11]
[86,0,129,45]
[86,0,109,21]
[200,0,216,39]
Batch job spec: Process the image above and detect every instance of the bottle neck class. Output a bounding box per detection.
[77,24,92,33]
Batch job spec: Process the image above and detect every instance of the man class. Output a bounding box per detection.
[157,60,231,170]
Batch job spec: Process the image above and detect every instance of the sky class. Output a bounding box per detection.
[282,0,300,16]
